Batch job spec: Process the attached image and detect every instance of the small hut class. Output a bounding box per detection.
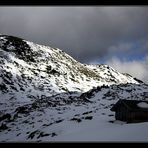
[111,99,148,123]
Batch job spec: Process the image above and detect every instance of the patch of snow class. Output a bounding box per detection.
[137,102,148,108]
[53,119,148,142]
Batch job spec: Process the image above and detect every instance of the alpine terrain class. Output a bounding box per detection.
[0,35,148,142]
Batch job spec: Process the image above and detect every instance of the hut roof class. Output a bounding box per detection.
[111,99,148,112]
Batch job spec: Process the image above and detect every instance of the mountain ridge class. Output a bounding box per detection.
[0,35,140,97]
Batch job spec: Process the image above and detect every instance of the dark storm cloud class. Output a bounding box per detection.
[0,7,148,63]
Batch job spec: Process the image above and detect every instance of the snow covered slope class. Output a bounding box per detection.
[86,64,139,85]
[0,83,148,141]
[0,35,139,103]
[0,35,147,142]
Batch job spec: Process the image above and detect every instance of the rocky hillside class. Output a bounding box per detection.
[0,35,139,104]
[0,82,147,141]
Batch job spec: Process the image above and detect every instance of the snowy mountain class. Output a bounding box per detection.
[0,35,139,102]
[0,35,148,142]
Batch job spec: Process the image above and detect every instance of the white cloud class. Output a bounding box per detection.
[106,56,148,84]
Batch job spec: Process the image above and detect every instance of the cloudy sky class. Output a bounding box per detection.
[0,7,148,83]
